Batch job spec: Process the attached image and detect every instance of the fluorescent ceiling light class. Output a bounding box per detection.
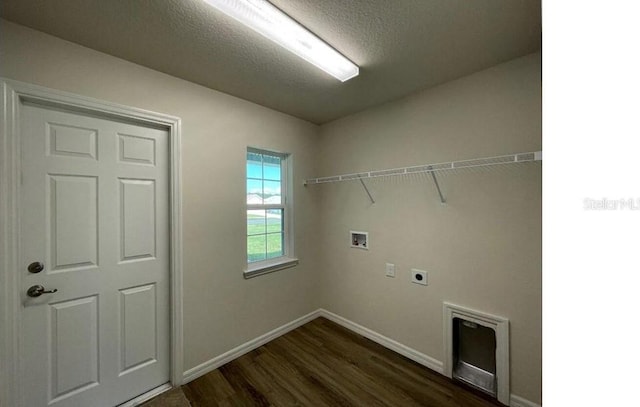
[202,0,359,82]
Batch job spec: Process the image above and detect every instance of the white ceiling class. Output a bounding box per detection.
[0,0,541,124]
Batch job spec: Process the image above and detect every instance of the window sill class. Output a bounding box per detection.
[244,257,299,279]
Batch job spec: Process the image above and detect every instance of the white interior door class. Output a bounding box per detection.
[19,102,170,406]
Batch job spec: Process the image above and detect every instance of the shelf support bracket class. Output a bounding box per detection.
[358,176,375,204]
[428,166,446,204]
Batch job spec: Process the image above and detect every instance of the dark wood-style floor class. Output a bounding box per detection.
[144,317,503,406]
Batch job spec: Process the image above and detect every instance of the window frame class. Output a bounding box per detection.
[244,147,297,278]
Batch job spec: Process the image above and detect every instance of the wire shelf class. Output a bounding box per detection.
[304,151,541,186]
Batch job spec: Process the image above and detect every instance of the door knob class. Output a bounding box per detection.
[26,285,58,297]
[27,261,45,273]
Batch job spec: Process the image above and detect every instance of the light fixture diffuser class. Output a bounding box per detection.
[203,0,359,82]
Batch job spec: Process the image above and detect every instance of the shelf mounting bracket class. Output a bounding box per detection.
[428,166,446,204]
[358,176,375,204]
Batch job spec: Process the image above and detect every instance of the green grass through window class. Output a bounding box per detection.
[247,217,283,262]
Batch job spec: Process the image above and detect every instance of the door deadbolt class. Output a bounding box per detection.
[27,261,44,274]
[27,285,57,297]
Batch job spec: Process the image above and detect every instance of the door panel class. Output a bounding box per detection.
[48,123,98,160]
[20,102,170,407]
[118,133,156,165]
[50,296,99,402]
[120,179,156,261]
[48,174,98,272]
[119,284,157,375]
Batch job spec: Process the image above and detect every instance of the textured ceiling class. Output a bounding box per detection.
[1,0,540,124]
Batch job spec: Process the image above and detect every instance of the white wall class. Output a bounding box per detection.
[316,53,542,404]
[0,19,322,372]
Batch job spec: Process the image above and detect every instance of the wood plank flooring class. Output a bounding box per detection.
[145,317,504,406]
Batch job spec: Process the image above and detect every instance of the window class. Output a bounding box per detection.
[245,148,297,277]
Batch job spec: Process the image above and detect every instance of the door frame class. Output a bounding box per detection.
[0,78,184,406]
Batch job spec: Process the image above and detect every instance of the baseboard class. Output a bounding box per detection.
[181,308,540,407]
[182,309,322,383]
[317,308,444,374]
[510,394,542,407]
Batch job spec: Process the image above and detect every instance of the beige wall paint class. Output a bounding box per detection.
[1,18,542,404]
[0,19,322,371]
[316,53,541,403]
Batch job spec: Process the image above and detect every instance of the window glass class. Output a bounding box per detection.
[246,149,288,264]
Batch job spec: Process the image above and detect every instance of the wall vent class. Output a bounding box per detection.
[443,303,509,404]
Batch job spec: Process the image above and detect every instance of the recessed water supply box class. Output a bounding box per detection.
[350,231,368,250]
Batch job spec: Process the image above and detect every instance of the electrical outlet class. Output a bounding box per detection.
[385,263,396,277]
[411,269,428,285]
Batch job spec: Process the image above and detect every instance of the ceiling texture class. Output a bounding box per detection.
[1,0,541,124]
